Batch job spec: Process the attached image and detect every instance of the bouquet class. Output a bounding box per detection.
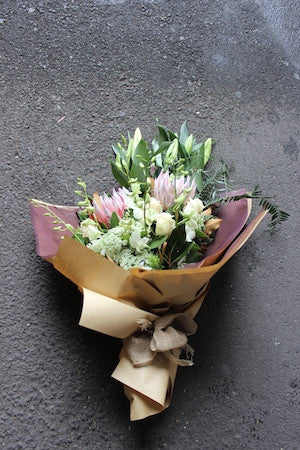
[30,121,288,420]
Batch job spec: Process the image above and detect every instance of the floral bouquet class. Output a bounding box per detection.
[30,121,288,420]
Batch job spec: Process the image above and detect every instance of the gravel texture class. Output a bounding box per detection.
[0,1,299,449]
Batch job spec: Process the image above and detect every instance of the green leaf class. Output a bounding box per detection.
[77,211,89,222]
[165,138,179,166]
[157,124,169,144]
[178,141,188,160]
[165,224,187,262]
[172,242,195,265]
[204,138,213,166]
[152,136,159,152]
[110,160,129,188]
[184,134,194,155]
[127,138,134,160]
[155,152,163,168]
[132,127,142,150]
[168,130,177,141]
[112,144,127,161]
[152,141,172,157]
[132,139,149,168]
[195,230,209,238]
[149,235,168,249]
[188,142,205,172]
[130,139,150,183]
[193,171,203,192]
[179,121,189,144]
[109,211,119,228]
[129,159,147,185]
[72,230,87,245]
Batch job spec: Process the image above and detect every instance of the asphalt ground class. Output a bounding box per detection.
[0,1,299,449]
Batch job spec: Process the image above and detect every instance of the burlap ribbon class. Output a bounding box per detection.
[124,313,197,368]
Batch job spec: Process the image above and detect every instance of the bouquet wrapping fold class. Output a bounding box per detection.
[31,194,267,420]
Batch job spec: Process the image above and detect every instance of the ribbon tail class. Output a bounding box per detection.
[164,344,195,367]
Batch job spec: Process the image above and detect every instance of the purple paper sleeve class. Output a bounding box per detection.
[186,190,250,267]
[30,189,250,264]
[30,203,80,259]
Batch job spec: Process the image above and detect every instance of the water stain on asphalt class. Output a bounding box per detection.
[283,137,299,161]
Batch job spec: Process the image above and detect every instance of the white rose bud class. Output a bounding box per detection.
[183,198,204,216]
[149,197,162,214]
[155,212,175,236]
[81,222,102,241]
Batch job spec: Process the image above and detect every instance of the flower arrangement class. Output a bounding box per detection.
[30,121,288,420]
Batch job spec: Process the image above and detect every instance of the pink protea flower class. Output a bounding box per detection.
[153,171,196,210]
[93,188,127,226]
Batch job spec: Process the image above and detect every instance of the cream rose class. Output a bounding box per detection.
[183,198,204,216]
[149,197,163,214]
[80,219,102,241]
[155,212,175,236]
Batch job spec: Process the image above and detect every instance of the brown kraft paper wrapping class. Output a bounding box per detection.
[50,208,267,420]
[30,196,267,420]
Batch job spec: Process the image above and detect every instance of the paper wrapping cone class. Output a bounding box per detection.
[30,197,267,420]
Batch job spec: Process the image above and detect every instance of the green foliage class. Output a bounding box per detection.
[109,212,119,228]
[149,235,168,249]
[110,160,130,188]
[162,224,195,268]
[109,120,289,231]
[74,178,95,217]
[246,186,290,230]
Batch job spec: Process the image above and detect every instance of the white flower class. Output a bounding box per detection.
[184,214,205,242]
[87,226,123,258]
[124,190,144,220]
[155,212,175,236]
[182,198,204,216]
[149,197,162,214]
[132,206,143,220]
[129,229,149,253]
[185,225,196,242]
[145,197,163,224]
[80,219,102,241]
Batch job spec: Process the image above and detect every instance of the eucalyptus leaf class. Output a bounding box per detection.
[155,152,163,168]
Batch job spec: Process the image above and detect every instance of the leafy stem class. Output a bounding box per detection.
[205,185,290,230]
[30,199,76,233]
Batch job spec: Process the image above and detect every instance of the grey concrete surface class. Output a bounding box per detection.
[0,0,299,449]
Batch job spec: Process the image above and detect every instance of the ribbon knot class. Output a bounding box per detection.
[124,313,197,368]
